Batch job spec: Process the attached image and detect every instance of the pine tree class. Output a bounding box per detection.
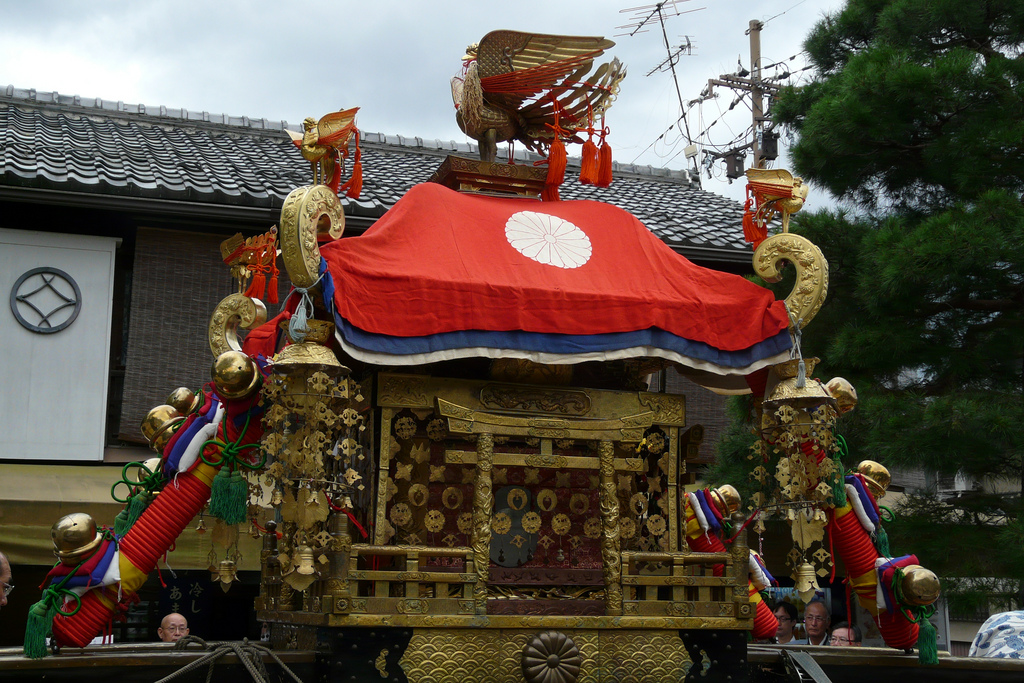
[711,0,1024,615]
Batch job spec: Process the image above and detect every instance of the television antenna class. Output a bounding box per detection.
[617,1,705,169]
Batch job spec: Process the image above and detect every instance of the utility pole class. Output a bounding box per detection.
[705,19,780,175]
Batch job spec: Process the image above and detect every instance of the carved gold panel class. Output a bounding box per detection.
[397,629,690,683]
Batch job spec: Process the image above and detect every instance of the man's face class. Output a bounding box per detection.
[774,608,794,638]
[158,614,189,642]
[831,627,860,647]
[0,556,11,613]
[803,603,829,640]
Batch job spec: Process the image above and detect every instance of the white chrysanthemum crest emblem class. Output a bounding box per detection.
[505,211,592,269]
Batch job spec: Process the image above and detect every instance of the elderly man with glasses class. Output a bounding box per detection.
[0,551,12,613]
[793,600,831,646]
[158,613,190,643]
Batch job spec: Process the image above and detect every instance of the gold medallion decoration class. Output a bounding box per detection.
[457,512,473,534]
[426,418,447,441]
[507,488,529,511]
[584,517,602,539]
[569,493,590,515]
[394,416,418,440]
[395,462,414,481]
[429,465,447,482]
[442,487,464,510]
[555,472,572,488]
[493,512,512,535]
[389,503,412,528]
[522,511,542,534]
[424,509,446,533]
[629,493,648,517]
[620,517,636,539]
[537,489,558,512]
[408,483,429,507]
[646,514,666,536]
[551,513,572,536]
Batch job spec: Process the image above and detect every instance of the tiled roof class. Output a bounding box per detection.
[0,85,751,260]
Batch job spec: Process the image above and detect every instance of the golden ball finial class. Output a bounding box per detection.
[711,484,742,516]
[857,460,891,500]
[140,404,184,454]
[211,351,261,399]
[51,513,102,566]
[825,377,858,415]
[901,565,941,606]
[166,387,201,416]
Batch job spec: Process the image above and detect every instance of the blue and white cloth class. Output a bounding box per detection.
[970,611,1024,658]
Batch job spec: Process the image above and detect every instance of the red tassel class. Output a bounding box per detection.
[580,139,599,185]
[267,271,278,304]
[597,140,613,187]
[245,271,265,301]
[543,137,566,202]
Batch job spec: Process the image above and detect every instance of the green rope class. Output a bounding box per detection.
[111,460,166,536]
[201,411,266,525]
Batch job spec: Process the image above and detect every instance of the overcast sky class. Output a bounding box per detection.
[0,0,847,205]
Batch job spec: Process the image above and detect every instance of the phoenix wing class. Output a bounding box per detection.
[476,31,615,112]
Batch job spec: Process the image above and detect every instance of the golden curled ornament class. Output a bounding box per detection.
[280,184,343,289]
[208,293,267,357]
[753,232,829,329]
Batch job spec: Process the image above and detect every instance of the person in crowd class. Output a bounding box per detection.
[158,612,189,642]
[830,621,862,647]
[0,551,12,613]
[774,601,799,644]
[793,599,831,645]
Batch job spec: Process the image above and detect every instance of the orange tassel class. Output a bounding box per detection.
[543,137,567,202]
[345,159,363,199]
[580,139,599,185]
[742,194,767,247]
[597,140,613,187]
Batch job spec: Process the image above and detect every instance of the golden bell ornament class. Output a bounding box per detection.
[825,377,858,415]
[51,513,102,566]
[761,358,838,449]
[295,545,317,576]
[140,404,185,454]
[901,565,941,606]
[216,559,238,592]
[857,460,891,500]
[710,485,741,517]
[166,387,201,416]
[212,350,261,400]
[794,561,819,603]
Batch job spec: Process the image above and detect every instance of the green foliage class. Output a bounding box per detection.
[720,0,1024,610]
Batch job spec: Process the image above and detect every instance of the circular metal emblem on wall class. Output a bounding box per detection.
[10,267,82,334]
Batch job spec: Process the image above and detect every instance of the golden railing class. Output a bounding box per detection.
[619,549,750,619]
[345,544,478,616]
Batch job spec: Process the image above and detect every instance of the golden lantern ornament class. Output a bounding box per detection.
[794,561,819,603]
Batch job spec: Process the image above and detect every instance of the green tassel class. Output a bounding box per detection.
[209,467,249,525]
[114,492,152,537]
[24,596,56,659]
[875,525,891,557]
[917,614,939,665]
[113,507,131,537]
